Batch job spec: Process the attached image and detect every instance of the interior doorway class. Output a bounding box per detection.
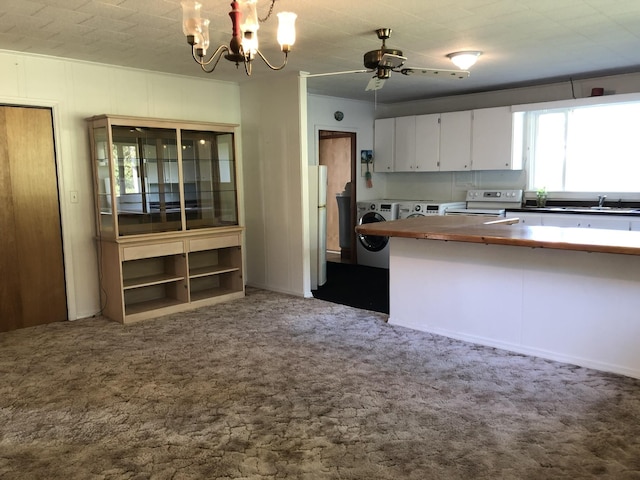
[318,130,357,264]
[0,105,67,332]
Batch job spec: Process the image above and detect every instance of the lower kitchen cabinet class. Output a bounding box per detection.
[541,214,630,230]
[507,212,632,230]
[99,227,244,323]
[505,212,542,225]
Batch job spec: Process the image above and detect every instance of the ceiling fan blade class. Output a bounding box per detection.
[303,70,371,78]
[365,77,386,91]
[399,67,470,79]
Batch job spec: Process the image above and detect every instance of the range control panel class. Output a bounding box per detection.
[465,189,523,203]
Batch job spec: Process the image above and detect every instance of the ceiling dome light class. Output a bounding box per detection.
[447,51,482,70]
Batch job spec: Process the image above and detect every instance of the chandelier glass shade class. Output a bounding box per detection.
[181,0,297,76]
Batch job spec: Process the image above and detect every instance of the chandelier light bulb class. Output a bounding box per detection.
[239,0,259,35]
[181,0,202,37]
[195,18,210,55]
[277,12,297,51]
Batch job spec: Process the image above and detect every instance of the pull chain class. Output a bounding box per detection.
[259,0,276,23]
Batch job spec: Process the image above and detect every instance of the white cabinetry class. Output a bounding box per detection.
[394,114,440,172]
[393,116,416,172]
[415,114,440,172]
[508,212,633,230]
[541,214,630,230]
[374,107,520,173]
[506,212,542,225]
[440,111,472,171]
[471,107,519,170]
[373,118,395,172]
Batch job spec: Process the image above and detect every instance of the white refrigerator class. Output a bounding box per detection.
[309,165,328,289]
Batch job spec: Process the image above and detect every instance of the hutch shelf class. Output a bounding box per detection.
[87,115,244,323]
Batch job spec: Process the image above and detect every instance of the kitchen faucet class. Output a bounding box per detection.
[598,194,607,207]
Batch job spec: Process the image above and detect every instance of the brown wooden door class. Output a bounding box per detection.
[0,106,67,331]
[319,131,356,261]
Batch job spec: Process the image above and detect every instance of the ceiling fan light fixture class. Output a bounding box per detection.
[379,53,406,69]
[447,51,482,70]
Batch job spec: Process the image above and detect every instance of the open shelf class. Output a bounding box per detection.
[125,296,185,315]
[189,265,240,278]
[123,273,185,289]
[190,287,238,302]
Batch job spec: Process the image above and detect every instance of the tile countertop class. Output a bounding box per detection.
[355,216,640,256]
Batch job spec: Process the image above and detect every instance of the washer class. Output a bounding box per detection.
[356,200,399,269]
[398,200,465,218]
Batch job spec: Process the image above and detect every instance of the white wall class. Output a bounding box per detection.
[306,94,382,201]
[240,72,309,296]
[0,50,241,320]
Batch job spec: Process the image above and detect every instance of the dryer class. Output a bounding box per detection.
[356,200,399,269]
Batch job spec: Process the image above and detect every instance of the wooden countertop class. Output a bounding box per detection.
[355,216,640,256]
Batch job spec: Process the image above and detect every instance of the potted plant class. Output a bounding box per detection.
[536,187,548,207]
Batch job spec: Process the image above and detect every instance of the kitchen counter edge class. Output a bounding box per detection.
[355,216,640,256]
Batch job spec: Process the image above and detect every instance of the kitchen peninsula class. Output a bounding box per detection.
[356,216,640,379]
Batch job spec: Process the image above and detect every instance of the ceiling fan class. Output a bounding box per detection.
[306,28,470,91]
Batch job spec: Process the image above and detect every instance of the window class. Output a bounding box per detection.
[525,101,640,193]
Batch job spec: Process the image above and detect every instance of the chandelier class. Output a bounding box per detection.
[181,0,297,76]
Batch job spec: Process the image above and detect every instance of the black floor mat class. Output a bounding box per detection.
[312,261,389,314]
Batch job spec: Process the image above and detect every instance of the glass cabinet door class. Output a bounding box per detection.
[111,126,181,236]
[181,130,238,230]
[92,126,114,235]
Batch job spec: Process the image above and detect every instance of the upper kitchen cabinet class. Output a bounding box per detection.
[471,106,522,171]
[440,111,472,171]
[374,117,395,172]
[394,114,440,172]
[377,115,441,173]
[414,114,441,172]
[393,116,416,172]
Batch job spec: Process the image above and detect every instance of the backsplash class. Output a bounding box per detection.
[383,169,526,202]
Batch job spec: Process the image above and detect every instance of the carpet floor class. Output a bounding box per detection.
[1,288,639,479]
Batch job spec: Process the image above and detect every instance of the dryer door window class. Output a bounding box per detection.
[358,212,388,252]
